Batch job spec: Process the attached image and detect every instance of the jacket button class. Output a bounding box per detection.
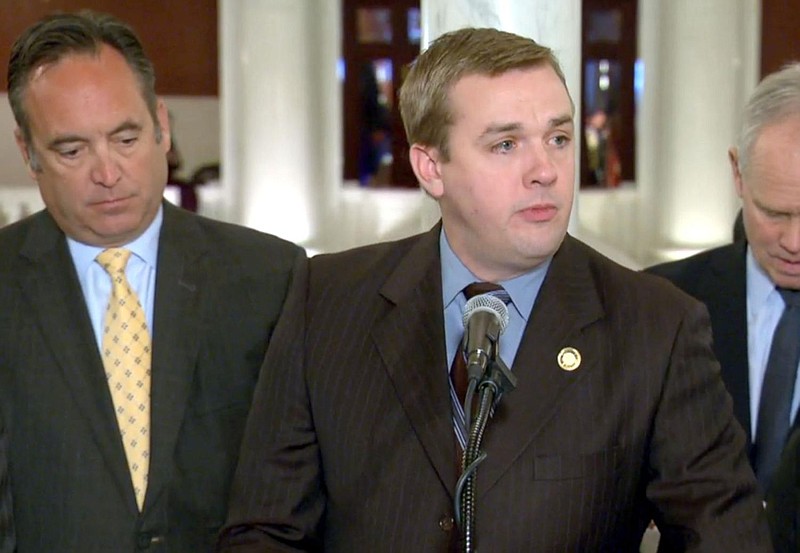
[438,515,454,532]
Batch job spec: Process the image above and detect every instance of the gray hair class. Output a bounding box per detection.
[736,62,800,175]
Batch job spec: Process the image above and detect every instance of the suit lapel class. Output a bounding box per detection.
[702,243,750,443]
[17,212,135,508]
[478,235,605,495]
[372,226,458,497]
[144,203,204,510]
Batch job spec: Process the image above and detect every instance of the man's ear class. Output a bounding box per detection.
[14,128,38,180]
[729,147,744,198]
[155,98,172,151]
[409,144,445,199]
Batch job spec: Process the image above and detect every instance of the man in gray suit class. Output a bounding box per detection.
[0,11,303,552]
[648,63,800,552]
[220,28,770,551]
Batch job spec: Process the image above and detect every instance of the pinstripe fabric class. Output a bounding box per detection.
[221,227,771,552]
[0,203,303,552]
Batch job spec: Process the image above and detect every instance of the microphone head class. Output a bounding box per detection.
[462,293,510,332]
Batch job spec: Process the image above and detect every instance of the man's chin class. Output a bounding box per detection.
[771,271,800,291]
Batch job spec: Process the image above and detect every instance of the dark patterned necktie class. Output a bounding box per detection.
[450,282,510,451]
[755,287,800,492]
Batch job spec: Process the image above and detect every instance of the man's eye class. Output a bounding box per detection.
[493,140,515,153]
[58,148,81,159]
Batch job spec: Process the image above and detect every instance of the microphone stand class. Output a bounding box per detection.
[454,356,517,553]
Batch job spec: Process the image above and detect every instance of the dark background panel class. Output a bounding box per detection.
[0,0,218,96]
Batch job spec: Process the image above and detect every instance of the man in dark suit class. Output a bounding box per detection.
[648,63,800,552]
[219,28,770,552]
[0,11,303,552]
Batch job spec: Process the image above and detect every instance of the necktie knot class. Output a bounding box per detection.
[97,248,132,275]
[464,282,510,305]
[779,287,800,308]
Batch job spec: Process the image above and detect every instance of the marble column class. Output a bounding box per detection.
[219,0,340,244]
[638,0,760,262]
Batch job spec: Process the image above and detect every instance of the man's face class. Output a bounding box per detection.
[734,113,800,290]
[412,65,574,281]
[16,44,170,247]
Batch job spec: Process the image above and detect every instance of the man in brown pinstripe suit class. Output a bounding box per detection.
[220,28,771,552]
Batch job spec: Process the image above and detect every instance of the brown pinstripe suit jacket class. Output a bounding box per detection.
[221,226,771,552]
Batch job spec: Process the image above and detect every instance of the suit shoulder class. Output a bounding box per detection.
[644,243,741,291]
[0,211,55,269]
[308,233,423,287]
[568,237,706,316]
[175,210,304,272]
[0,211,46,244]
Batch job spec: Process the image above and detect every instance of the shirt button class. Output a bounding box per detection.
[439,515,454,532]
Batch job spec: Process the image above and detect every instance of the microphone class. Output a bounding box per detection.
[461,293,510,382]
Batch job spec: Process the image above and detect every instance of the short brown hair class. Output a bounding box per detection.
[398,27,571,161]
[7,10,160,163]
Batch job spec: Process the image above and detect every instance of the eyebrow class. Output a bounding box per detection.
[478,114,574,140]
[47,120,144,149]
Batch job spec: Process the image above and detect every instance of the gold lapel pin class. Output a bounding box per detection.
[557,347,581,371]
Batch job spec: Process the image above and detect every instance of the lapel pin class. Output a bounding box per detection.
[557,347,581,371]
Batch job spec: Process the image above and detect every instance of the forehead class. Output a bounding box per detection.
[744,115,800,206]
[23,45,148,131]
[747,115,800,183]
[447,66,572,128]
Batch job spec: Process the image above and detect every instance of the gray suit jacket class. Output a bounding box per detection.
[220,227,770,552]
[0,202,303,552]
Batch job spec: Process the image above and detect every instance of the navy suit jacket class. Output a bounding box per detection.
[220,228,770,552]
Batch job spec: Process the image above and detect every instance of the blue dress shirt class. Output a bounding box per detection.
[67,206,163,351]
[440,229,550,374]
[746,246,800,438]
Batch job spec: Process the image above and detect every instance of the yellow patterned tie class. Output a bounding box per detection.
[97,248,151,510]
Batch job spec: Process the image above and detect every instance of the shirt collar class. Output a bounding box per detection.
[440,228,550,321]
[67,205,163,275]
[746,244,778,315]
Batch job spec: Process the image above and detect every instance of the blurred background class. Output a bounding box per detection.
[0,0,796,268]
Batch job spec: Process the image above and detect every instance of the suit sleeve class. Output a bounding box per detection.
[219,255,324,552]
[646,301,773,551]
